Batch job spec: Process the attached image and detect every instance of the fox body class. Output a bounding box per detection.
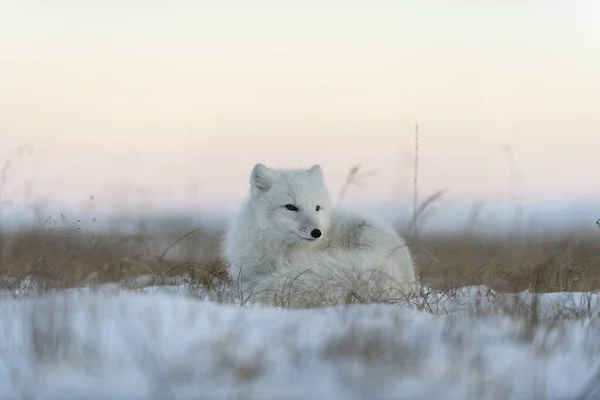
[222,163,419,308]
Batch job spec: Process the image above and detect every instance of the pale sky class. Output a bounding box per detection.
[1,1,599,213]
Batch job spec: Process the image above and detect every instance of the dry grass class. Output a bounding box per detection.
[411,232,600,293]
[1,216,598,297]
[0,222,230,292]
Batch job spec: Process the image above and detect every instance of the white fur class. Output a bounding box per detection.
[222,163,419,308]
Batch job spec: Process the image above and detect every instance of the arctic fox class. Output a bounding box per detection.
[222,163,419,308]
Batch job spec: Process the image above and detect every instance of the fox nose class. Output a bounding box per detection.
[310,229,322,239]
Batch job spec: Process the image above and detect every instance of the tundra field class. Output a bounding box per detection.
[1,219,598,295]
[1,215,600,399]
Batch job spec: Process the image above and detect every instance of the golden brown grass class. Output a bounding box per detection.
[1,219,598,296]
[0,224,230,292]
[411,232,600,293]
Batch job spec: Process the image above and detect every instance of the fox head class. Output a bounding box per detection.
[249,163,332,245]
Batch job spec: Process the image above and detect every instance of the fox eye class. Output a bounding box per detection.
[285,204,298,211]
[315,205,321,211]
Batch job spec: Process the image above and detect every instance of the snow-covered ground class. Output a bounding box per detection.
[1,277,600,399]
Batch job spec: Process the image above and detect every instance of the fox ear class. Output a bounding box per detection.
[250,163,277,194]
[307,164,323,179]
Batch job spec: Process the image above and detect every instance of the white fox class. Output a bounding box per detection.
[222,163,419,308]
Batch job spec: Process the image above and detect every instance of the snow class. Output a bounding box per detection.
[1,279,600,399]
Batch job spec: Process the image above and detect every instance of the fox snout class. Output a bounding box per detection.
[310,229,322,239]
[297,226,323,241]
[296,215,325,241]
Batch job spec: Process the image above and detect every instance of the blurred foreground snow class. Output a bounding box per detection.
[1,280,600,399]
